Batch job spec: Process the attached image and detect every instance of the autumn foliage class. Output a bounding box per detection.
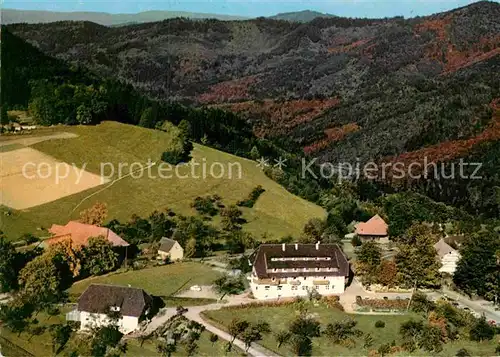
[79,202,108,226]
[304,123,360,154]
[216,98,340,137]
[198,75,259,104]
[376,260,398,287]
[383,98,500,181]
[415,16,500,75]
[328,38,374,54]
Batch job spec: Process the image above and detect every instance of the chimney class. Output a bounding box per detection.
[282,243,286,252]
[295,243,298,250]
[316,241,320,250]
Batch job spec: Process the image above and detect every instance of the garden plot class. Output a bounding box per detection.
[0,147,107,210]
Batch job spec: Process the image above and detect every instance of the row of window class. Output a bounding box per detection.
[259,285,332,291]
[270,267,339,272]
[270,257,332,262]
[269,276,333,281]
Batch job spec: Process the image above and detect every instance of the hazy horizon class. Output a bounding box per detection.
[4,0,491,19]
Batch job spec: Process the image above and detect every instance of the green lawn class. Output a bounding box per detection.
[1,121,325,240]
[0,307,71,357]
[69,262,221,300]
[204,303,499,356]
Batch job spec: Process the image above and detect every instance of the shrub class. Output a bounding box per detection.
[455,348,471,357]
[237,185,266,208]
[322,296,344,311]
[357,297,407,311]
[351,235,362,247]
[469,317,495,341]
[378,343,391,357]
[191,196,219,216]
[375,320,386,328]
[20,233,39,245]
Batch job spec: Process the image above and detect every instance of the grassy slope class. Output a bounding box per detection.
[0,121,325,240]
[204,304,499,356]
[0,308,71,356]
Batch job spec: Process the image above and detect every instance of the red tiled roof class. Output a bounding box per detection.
[355,215,388,236]
[46,221,129,247]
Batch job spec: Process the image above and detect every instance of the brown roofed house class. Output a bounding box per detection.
[67,284,153,334]
[157,237,184,261]
[249,242,350,300]
[355,215,389,242]
[44,221,129,248]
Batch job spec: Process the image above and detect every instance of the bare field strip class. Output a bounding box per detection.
[0,132,78,146]
[0,147,108,210]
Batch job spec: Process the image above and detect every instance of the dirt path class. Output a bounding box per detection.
[0,132,78,147]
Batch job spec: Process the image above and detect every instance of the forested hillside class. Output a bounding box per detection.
[3,1,500,217]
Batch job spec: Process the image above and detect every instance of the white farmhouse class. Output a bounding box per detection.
[434,238,461,275]
[157,237,184,261]
[67,284,152,334]
[249,243,350,300]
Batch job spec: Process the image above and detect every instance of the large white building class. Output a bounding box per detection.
[249,243,350,300]
[67,284,152,334]
[434,238,461,275]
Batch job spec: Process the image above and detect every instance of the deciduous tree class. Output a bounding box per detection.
[356,241,382,284]
[0,235,18,292]
[227,318,249,350]
[80,202,108,226]
[18,252,70,307]
[209,333,219,346]
[220,205,244,231]
[395,224,441,289]
[377,259,398,287]
[275,330,291,348]
[454,229,500,300]
[213,275,245,299]
[51,323,73,354]
[81,236,118,276]
[469,316,496,342]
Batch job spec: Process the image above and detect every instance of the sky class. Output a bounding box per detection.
[4,0,491,18]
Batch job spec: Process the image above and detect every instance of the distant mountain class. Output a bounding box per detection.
[4,1,500,216]
[1,9,248,26]
[269,10,337,22]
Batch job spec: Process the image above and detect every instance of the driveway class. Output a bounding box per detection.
[175,285,219,299]
[427,288,500,323]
